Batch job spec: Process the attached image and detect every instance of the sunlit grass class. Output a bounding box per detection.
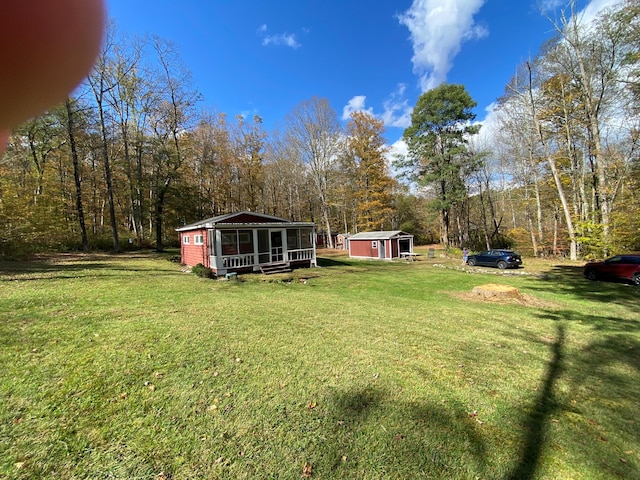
[1,251,638,479]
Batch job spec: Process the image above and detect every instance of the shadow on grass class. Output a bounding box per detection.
[316,257,353,267]
[321,385,489,478]
[506,324,565,480]
[505,308,640,478]
[0,254,183,282]
[533,265,640,310]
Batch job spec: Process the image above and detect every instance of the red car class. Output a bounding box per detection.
[583,254,640,286]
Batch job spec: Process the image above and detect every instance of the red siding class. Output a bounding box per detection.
[350,238,402,259]
[180,229,209,267]
[350,239,378,258]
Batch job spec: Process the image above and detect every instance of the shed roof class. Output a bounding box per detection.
[176,211,314,232]
[348,230,413,240]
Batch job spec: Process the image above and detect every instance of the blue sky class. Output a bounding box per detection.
[105,0,623,147]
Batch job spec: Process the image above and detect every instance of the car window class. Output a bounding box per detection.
[605,256,622,263]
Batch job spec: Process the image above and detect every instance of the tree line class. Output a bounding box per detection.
[0,0,638,259]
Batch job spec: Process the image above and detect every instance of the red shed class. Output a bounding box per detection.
[348,231,414,260]
[177,211,316,275]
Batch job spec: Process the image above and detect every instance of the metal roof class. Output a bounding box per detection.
[176,211,314,232]
[348,230,413,240]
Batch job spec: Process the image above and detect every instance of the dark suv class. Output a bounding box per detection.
[583,254,640,286]
[466,249,522,269]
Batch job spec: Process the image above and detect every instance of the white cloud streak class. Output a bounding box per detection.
[398,0,488,92]
[257,24,301,49]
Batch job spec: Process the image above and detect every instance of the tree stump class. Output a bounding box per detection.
[471,284,523,300]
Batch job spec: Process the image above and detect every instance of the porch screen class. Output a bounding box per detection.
[221,230,254,255]
[287,228,313,249]
[301,228,313,248]
[257,230,269,264]
[287,229,299,249]
[221,231,238,255]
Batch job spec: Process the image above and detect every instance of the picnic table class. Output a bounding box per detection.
[400,252,419,261]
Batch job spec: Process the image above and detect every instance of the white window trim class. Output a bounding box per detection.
[194,234,204,245]
[183,235,190,244]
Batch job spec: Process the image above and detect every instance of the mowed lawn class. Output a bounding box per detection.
[0,250,638,479]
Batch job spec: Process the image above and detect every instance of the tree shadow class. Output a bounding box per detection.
[0,254,183,282]
[320,385,489,478]
[316,257,352,267]
[531,265,640,310]
[505,324,565,480]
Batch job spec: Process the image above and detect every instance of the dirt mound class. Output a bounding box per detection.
[453,283,557,308]
[471,283,524,300]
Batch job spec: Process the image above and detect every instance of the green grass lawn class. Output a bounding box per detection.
[1,250,638,479]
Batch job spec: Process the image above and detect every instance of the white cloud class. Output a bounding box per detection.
[341,95,374,120]
[381,84,413,129]
[578,0,625,24]
[537,0,566,14]
[398,0,488,92]
[257,24,301,49]
[341,85,413,129]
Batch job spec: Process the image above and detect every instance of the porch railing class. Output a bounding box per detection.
[220,248,314,270]
[287,248,314,262]
[221,253,255,269]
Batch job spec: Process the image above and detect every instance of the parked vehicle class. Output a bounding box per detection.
[466,249,522,269]
[583,254,640,286]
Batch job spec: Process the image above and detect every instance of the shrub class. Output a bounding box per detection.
[191,263,215,279]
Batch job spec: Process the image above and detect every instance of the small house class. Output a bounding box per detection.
[335,233,351,250]
[348,230,414,260]
[177,211,316,275]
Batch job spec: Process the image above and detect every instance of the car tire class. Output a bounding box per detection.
[586,269,598,281]
[633,274,640,286]
[497,260,507,270]
[467,258,476,267]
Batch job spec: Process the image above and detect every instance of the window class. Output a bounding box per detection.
[372,241,378,248]
[194,234,204,245]
[183,235,190,244]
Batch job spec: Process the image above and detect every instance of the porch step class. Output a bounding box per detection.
[260,261,292,275]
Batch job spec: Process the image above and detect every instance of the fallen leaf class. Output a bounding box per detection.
[14,462,25,469]
[341,455,347,462]
[302,462,312,477]
[119,393,127,400]
[154,372,164,378]
[620,458,627,464]
[394,434,406,441]
[307,401,317,410]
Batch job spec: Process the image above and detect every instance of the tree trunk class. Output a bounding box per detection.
[65,99,89,251]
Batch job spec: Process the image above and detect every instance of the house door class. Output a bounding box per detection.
[270,230,284,262]
[378,240,386,259]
